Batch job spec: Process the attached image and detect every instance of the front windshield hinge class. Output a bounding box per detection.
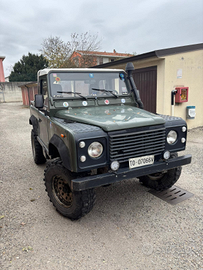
[94,96,98,106]
[49,96,54,106]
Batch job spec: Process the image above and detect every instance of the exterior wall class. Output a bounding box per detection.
[96,49,203,129]
[0,82,38,105]
[103,57,109,64]
[0,58,5,82]
[21,88,29,105]
[0,82,23,103]
[163,50,203,129]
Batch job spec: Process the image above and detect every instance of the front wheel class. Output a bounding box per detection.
[139,153,182,191]
[44,158,96,220]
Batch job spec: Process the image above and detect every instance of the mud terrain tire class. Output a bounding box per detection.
[44,158,96,220]
[139,153,182,191]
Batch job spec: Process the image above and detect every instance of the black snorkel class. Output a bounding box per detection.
[125,62,144,109]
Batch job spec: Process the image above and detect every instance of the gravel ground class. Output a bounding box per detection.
[0,102,202,270]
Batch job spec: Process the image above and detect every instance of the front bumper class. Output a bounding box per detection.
[71,154,192,191]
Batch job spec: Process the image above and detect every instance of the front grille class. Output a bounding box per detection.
[109,126,165,163]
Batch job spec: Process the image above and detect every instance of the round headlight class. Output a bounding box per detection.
[167,130,177,145]
[88,142,103,158]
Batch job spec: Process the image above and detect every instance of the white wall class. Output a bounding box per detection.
[0,82,23,103]
[163,50,203,129]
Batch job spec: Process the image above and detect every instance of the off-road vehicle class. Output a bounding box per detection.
[29,63,192,220]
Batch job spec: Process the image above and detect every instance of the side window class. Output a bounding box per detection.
[41,79,48,107]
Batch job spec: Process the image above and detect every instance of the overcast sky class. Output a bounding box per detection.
[1,0,203,77]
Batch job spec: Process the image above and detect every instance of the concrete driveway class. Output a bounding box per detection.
[0,103,202,270]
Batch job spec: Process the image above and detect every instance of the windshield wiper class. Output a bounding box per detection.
[92,88,118,98]
[57,91,87,100]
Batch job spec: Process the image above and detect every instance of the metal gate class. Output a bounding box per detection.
[132,66,157,113]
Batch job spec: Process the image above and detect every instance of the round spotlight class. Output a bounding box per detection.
[182,126,187,132]
[110,161,120,171]
[79,141,85,148]
[163,151,170,160]
[80,155,86,162]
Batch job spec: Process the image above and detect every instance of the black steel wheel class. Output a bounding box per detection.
[31,130,46,164]
[139,153,182,191]
[44,158,96,220]
[52,175,73,207]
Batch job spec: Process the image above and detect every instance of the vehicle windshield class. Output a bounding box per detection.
[49,71,130,98]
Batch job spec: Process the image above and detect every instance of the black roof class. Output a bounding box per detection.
[94,43,203,68]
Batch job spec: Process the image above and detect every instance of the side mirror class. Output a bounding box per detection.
[35,94,44,108]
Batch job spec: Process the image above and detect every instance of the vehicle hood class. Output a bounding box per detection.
[55,105,165,132]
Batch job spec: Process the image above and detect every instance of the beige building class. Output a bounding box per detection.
[95,43,203,129]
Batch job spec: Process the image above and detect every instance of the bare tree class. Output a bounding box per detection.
[40,32,101,68]
[70,32,101,52]
[40,36,71,68]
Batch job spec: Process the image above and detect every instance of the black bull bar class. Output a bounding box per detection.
[71,155,192,191]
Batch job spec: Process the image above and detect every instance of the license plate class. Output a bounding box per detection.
[129,155,154,169]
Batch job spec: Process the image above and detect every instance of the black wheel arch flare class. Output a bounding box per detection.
[29,115,39,134]
[49,135,72,171]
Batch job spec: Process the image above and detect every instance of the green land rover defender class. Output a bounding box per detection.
[29,63,192,220]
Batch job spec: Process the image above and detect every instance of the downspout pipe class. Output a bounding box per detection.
[171,90,177,116]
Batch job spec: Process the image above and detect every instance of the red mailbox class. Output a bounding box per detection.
[175,87,189,103]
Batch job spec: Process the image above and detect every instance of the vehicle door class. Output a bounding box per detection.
[37,76,49,148]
